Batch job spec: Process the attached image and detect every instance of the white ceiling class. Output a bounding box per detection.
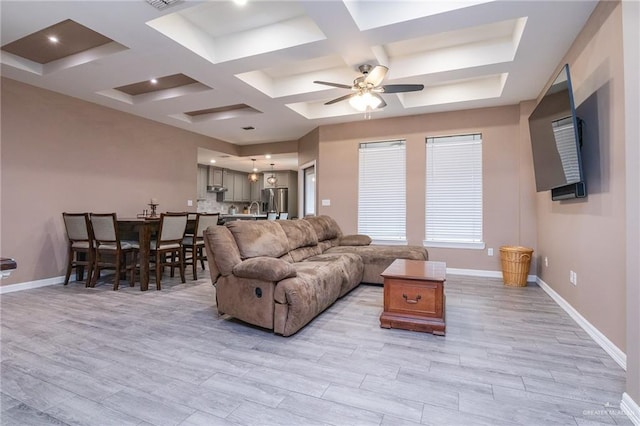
[1,0,598,151]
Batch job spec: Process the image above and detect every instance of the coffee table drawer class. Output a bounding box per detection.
[380,260,446,335]
[386,278,441,316]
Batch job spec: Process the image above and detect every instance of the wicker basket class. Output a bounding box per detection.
[499,246,534,287]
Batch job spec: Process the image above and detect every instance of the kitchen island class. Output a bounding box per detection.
[220,213,267,222]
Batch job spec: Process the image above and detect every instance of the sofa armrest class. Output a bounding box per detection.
[232,257,297,282]
[339,234,372,246]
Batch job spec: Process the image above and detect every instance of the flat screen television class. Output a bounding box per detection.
[528,64,586,200]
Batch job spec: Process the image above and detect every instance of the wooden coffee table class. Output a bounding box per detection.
[380,259,446,335]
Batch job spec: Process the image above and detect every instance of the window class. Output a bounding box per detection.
[358,140,406,243]
[425,134,483,248]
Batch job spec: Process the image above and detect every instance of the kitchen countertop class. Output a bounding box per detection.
[220,213,267,218]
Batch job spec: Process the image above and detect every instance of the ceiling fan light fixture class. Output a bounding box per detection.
[349,91,381,112]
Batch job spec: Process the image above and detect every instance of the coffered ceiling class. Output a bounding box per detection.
[1,1,597,146]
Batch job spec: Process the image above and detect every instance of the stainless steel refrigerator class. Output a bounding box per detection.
[262,188,288,214]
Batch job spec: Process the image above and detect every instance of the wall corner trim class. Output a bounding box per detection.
[0,275,64,294]
[537,277,627,370]
[621,393,640,426]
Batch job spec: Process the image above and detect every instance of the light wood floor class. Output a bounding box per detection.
[0,271,631,426]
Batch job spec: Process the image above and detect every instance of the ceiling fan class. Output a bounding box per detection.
[314,64,424,110]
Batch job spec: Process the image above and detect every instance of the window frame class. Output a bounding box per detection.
[424,133,484,250]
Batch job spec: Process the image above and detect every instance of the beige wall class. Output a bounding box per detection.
[622,0,640,409]
[0,78,236,285]
[317,105,537,272]
[535,1,627,351]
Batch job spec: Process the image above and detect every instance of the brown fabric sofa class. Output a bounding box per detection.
[203,215,428,336]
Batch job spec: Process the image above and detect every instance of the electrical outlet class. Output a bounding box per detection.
[573,271,577,285]
[322,199,331,206]
[488,248,493,256]
[544,256,548,267]
[569,271,574,284]
[187,199,193,207]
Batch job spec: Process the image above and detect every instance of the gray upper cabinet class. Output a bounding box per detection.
[209,168,223,187]
[197,165,208,200]
[223,170,235,202]
[263,171,290,188]
[250,174,263,201]
[233,172,251,202]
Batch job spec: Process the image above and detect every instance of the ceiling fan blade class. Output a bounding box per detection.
[373,93,387,108]
[313,80,353,89]
[324,93,357,105]
[364,65,388,87]
[381,84,425,93]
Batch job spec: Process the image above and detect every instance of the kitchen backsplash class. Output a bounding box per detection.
[197,193,250,214]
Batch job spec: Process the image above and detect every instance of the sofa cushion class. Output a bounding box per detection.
[304,215,343,242]
[227,220,289,259]
[326,245,428,284]
[273,261,343,335]
[203,226,242,276]
[305,253,364,297]
[289,246,322,262]
[278,219,318,250]
[339,234,372,246]
[232,257,297,282]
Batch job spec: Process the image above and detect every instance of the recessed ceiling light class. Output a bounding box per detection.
[150,78,158,84]
[210,159,216,163]
[265,154,272,159]
[233,0,248,6]
[48,36,59,43]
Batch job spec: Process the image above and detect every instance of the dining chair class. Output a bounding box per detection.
[267,212,278,220]
[62,212,95,287]
[277,212,289,220]
[151,212,188,290]
[90,213,139,290]
[183,213,219,280]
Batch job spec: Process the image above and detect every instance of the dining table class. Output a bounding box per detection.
[117,217,160,291]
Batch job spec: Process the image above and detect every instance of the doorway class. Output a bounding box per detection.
[299,161,316,217]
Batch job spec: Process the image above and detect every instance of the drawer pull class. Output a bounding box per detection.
[402,294,422,304]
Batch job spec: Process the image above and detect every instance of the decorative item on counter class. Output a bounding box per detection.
[228,204,238,215]
[148,198,159,217]
[243,205,249,214]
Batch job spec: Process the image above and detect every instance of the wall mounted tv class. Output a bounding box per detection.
[528,64,586,200]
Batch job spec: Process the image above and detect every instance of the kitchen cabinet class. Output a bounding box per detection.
[233,172,250,202]
[250,174,263,201]
[209,168,223,187]
[263,171,290,188]
[197,165,208,200]
[223,170,235,202]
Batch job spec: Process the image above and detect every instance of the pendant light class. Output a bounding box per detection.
[266,163,277,186]
[248,159,259,182]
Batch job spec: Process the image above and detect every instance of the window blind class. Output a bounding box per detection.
[358,141,406,243]
[425,134,483,247]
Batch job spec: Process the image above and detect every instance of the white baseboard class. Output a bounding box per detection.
[446,267,536,283]
[0,275,64,294]
[622,393,640,426]
[537,277,627,370]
